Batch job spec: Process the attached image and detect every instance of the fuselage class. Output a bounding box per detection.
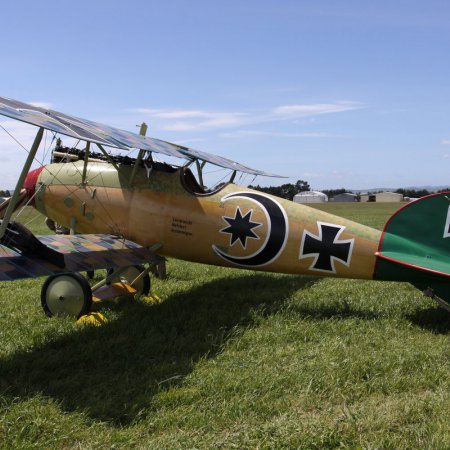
[31,161,381,280]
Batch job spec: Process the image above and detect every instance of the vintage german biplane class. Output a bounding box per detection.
[0,95,449,319]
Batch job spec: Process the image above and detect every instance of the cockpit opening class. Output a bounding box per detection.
[51,142,233,196]
[179,165,231,196]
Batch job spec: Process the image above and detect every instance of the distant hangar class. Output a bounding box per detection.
[293,191,328,203]
[331,191,403,202]
[293,190,404,203]
[333,193,358,202]
[359,192,403,202]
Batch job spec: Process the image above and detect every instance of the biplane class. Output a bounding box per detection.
[0,95,449,319]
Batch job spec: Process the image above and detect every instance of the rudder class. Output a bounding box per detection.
[375,192,450,309]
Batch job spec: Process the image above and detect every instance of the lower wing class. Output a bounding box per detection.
[0,232,160,281]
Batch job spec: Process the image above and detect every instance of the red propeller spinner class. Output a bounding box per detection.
[23,166,45,203]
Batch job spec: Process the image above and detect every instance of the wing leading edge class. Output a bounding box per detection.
[0,96,283,177]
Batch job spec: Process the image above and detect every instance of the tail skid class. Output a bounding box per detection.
[423,287,450,313]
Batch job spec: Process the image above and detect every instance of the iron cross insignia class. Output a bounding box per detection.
[299,222,354,273]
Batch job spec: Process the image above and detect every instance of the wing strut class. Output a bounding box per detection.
[96,144,120,172]
[129,122,148,184]
[81,141,91,186]
[0,127,44,240]
[195,160,204,189]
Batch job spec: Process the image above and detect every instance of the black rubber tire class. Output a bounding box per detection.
[41,273,92,318]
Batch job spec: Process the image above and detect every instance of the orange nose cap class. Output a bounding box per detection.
[24,166,45,201]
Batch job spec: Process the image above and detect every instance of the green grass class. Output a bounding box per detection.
[0,203,449,449]
[309,202,402,230]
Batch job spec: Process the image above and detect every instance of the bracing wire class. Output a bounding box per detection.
[0,125,124,238]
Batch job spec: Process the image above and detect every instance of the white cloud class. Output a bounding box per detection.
[219,130,332,139]
[136,109,249,132]
[441,139,450,145]
[274,102,361,116]
[131,102,361,133]
[132,108,213,119]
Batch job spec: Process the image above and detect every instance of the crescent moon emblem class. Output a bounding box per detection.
[212,192,289,267]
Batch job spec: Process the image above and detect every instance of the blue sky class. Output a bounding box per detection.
[1,0,450,189]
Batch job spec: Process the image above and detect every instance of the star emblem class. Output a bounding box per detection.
[220,207,262,249]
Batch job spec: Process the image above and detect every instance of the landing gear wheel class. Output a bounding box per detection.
[107,265,151,298]
[41,273,92,318]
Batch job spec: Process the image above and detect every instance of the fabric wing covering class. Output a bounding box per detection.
[0,234,160,281]
[0,96,281,177]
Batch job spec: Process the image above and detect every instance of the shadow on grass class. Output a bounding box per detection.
[0,273,317,425]
[287,300,382,321]
[406,305,450,334]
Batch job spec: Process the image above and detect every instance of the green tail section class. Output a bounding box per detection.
[375,192,450,306]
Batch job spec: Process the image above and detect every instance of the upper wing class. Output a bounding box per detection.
[0,96,283,177]
[0,233,161,281]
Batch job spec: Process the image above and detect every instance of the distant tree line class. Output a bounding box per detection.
[394,188,450,198]
[0,190,11,197]
[324,188,450,198]
[248,180,310,200]
[247,182,450,201]
[321,188,346,198]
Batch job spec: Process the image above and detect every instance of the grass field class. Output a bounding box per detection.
[0,203,449,449]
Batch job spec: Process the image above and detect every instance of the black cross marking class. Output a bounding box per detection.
[300,222,354,273]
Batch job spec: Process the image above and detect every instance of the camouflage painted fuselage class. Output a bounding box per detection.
[33,161,381,279]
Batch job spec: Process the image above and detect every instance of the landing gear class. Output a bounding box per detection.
[41,273,92,318]
[40,265,152,320]
[423,287,450,313]
[106,265,151,298]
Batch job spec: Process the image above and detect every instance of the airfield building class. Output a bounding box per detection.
[293,191,328,203]
[360,192,403,202]
[333,193,359,202]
